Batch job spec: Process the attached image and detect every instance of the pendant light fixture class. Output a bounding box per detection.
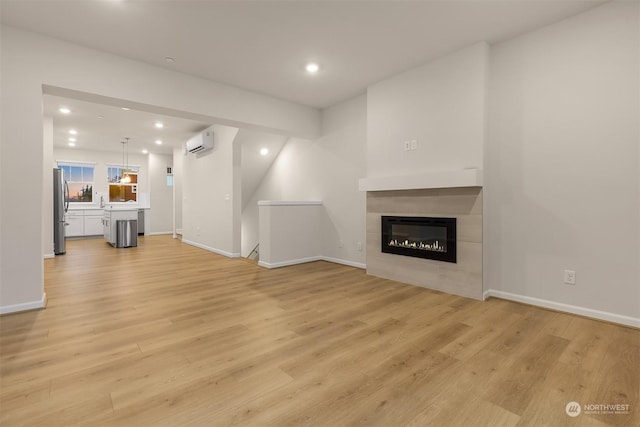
[120,137,131,183]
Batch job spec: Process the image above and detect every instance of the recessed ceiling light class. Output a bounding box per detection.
[154,121,164,129]
[59,107,71,114]
[69,129,78,135]
[142,149,149,154]
[305,63,319,73]
[260,147,269,156]
[155,139,163,145]
[68,137,76,142]
[98,115,104,119]
[121,107,131,111]
[68,142,76,147]
[165,57,175,63]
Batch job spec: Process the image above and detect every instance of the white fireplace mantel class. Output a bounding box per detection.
[358,169,483,192]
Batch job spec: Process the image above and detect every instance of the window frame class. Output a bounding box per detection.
[57,161,96,205]
[107,164,141,204]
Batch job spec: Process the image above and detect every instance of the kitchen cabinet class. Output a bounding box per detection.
[65,213,84,237]
[84,215,104,236]
[66,209,105,236]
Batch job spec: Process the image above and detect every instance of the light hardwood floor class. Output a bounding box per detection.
[1,236,638,426]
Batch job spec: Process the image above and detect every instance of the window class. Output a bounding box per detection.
[166,166,173,187]
[107,166,139,203]
[58,162,95,203]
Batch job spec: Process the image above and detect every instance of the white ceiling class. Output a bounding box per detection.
[1,0,605,109]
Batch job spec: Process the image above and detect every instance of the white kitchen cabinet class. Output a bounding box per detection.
[66,209,105,237]
[65,214,84,237]
[84,216,104,236]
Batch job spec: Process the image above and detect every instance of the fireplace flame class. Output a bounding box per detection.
[388,239,446,253]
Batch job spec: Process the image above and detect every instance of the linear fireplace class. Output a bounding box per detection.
[381,216,457,263]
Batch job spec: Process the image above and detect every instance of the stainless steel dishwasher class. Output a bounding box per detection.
[137,209,145,235]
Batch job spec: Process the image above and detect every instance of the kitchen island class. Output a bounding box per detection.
[103,208,138,247]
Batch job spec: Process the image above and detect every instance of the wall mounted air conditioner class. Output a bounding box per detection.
[186,129,214,154]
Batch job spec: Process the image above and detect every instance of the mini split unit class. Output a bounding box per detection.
[186,129,214,154]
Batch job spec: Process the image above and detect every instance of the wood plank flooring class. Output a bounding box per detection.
[1,235,638,426]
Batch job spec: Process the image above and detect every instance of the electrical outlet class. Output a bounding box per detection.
[410,139,417,150]
[357,242,363,252]
[564,270,576,285]
[338,240,343,248]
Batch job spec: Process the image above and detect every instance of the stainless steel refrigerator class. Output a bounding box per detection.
[53,168,69,255]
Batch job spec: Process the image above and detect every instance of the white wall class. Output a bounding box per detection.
[367,42,488,178]
[241,200,260,257]
[0,25,318,312]
[487,1,639,320]
[237,130,288,209]
[1,42,44,310]
[173,147,184,233]
[148,153,173,234]
[181,125,241,257]
[316,95,367,263]
[243,141,319,258]
[243,140,325,259]
[232,132,242,256]
[258,204,323,268]
[42,117,54,258]
[245,95,367,266]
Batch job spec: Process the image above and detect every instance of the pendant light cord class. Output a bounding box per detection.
[121,139,125,183]
[121,137,130,183]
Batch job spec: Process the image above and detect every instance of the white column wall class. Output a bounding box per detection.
[148,153,173,234]
[42,117,54,258]
[181,125,240,257]
[172,147,184,234]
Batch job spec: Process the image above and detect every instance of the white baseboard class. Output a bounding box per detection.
[259,256,322,269]
[147,231,173,236]
[484,289,640,328]
[1,292,47,315]
[181,239,240,258]
[176,228,183,235]
[321,256,366,269]
[43,253,55,259]
[258,255,365,270]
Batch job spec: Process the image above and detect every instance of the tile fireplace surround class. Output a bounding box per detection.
[366,187,483,300]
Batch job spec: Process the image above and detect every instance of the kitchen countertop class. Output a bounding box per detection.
[69,206,150,211]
